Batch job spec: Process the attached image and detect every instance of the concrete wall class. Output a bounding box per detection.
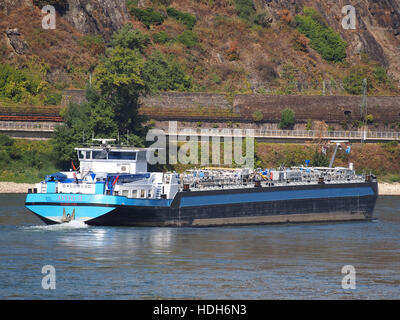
[234,95,400,123]
[61,89,89,107]
[62,90,400,124]
[141,92,232,110]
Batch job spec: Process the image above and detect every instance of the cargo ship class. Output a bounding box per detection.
[25,139,378,227]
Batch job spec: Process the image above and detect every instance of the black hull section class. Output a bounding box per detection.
[86,182,378,227]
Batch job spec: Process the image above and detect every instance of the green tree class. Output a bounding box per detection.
[252,111,263,122]
[52,88,92,169]
[306,119,312,131]
[79,35,105,55]
[294,7,347,62]
[176,30,198,48]
[365,114,374,124]
[0,63,44,103]
[234,0,256,21]
[44,91,62,105]
[343,66,373,95]
[373,66,388,84]
[152,31,171,44]
[129,7,165,28]
[143,50,192,92]
[53,45,149,169]
[110,24,150,53]
[94,46,149,137]
[52,21,194,169]
[311,149,329,167]
[279,108,295,129]
[166,7,197,29]
[0,134,14,147]
[0,136,57,183]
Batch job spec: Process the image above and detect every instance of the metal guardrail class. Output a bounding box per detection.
[251,129,400,140]
[1,121,399,141]
[167,127,400,141]
[0,121,59,132]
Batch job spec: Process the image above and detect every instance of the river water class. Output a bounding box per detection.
[0,194,399,300]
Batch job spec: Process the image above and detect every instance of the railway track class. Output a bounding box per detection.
[0,113,63,122]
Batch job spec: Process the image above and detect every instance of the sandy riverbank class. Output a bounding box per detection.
[0,182,35,194]
[378,183,400,196]
[1,181,400,195]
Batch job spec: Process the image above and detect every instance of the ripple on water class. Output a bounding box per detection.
[1,194,399,299]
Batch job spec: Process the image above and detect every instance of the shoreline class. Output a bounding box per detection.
[0,182,35,194]
[1,181,400,196]
[377,182,400,196]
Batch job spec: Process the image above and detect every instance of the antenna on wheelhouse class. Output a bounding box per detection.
[92,138,116,149]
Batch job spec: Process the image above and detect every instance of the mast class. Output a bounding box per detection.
[329,140,349,168]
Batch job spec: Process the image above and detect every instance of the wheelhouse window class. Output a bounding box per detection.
[78,150,92,159]
[92,151,107,159]
[108,151,137,160]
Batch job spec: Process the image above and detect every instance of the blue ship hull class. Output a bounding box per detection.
[25,182,378,227]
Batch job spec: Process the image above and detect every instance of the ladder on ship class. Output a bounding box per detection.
[155,183,163,199]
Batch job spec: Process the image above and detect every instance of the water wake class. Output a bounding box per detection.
[23,220,89,231]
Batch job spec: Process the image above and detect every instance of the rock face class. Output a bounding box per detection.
[2,0,129,41]
[61,0,129,41]
[264,0,400,82]
[0,0,32,14]
[5,28,29,54]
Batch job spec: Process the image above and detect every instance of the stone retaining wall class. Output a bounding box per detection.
[62,90,400,123]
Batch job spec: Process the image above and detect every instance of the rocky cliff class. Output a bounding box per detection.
[61,0,129,40]
[59,0,400,88]
[0,0,399,94]
[258,0,400,83]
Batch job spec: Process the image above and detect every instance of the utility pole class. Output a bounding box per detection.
[360,78,367,143]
